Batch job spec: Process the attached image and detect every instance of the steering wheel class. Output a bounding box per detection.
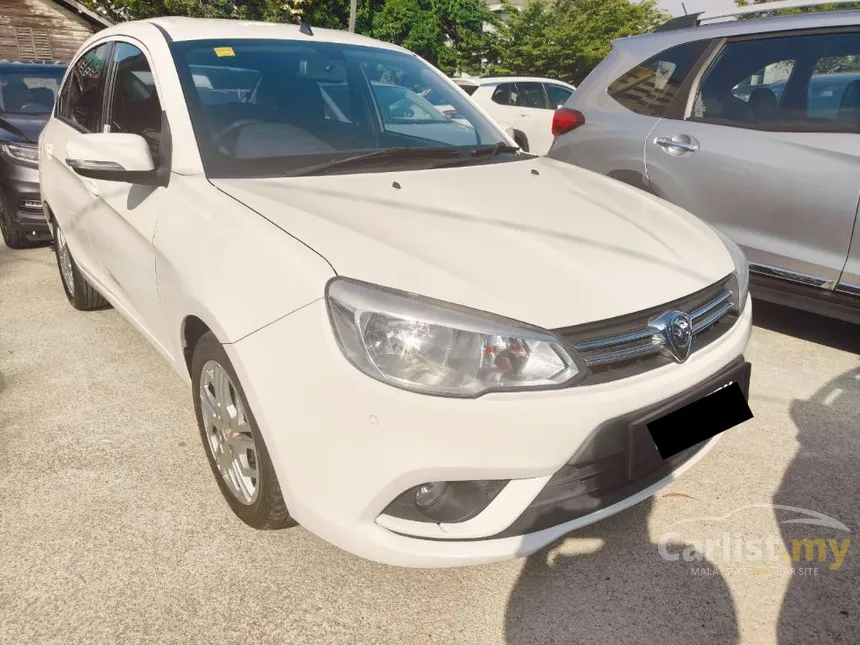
[212,118,265,152]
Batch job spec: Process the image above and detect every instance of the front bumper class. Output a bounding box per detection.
[228,299,753,567]
[0,159,48,238]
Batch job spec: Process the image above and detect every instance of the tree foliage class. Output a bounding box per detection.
[370,0,498,74]
[82,0,353,29]
[489,0,669,84]
[82,0,667,81]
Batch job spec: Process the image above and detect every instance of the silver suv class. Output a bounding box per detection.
[548,1,860,323]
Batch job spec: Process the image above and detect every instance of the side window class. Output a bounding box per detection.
[692,31,860,130]
[515,82,549,109]
[809,56,860,122]
[546,84,573,108]
[58,42,111,131]
[107,43,163,162]
[491,83,514,105]
[608,40,709,118]
[360,59,479,147]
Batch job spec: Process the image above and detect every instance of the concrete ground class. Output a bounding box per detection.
[1,244,858,645]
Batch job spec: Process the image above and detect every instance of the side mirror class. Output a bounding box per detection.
[66,133,161,185]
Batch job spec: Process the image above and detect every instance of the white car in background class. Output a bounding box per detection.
[455,76,577,155]
[40,17,752,568]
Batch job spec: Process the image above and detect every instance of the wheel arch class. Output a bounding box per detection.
[607,169,653,194]
[181,314,214,375]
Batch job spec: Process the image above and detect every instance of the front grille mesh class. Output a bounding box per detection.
[556,276,738,385]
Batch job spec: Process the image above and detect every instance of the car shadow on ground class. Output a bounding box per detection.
[776,365,860,644]
[752,299,860,354]
[504,497,739,645]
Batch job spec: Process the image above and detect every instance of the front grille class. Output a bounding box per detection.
[556,275,739,385]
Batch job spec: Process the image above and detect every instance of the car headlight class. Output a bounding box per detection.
[0,142,39,168]
[713,229,749,312]
[326,278,582,397]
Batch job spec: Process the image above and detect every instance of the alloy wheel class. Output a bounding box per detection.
[199,360,259,505]
[55,225,75,293]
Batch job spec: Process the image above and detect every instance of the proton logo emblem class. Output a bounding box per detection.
[650,310,693,363]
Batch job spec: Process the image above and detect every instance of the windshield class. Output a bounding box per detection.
[0,66,66,116]
[170,40,512,178]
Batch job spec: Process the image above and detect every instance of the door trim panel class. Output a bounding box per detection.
[835,282,860,298]
[749,262,835,290]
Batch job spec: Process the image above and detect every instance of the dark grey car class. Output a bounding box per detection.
[549,3,860,323]
[0,61,66,249]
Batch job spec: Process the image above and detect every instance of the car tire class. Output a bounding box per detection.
[0,198,28,249]
[191,331,295,530]
[52,219,110,311]
[514,131,530,153]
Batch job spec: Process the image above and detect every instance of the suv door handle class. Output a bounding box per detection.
[654,135,699,154]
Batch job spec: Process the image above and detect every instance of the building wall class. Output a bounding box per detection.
[0,0,101,63]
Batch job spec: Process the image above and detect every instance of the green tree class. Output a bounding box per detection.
[491,0,668,84]
[82,0,353,29]
[370,0,498,73]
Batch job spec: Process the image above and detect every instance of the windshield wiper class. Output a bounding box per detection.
[469,142,521,159]
[284,146,462,177]
[429,142,523,170]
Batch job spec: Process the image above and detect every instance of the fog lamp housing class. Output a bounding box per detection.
[384,479,508,523]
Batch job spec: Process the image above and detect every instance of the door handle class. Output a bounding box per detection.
[654,136,699,153]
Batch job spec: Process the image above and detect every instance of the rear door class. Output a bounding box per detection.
[551,39,711,188]
[40,40,113,274]
[486,82,555,154]
[646,29,860,290]
[510,82,555,154]
[544,82,574,110]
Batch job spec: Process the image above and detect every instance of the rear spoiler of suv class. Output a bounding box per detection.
[656,0,860,32]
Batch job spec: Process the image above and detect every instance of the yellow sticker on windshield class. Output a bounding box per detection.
[214,46,235,57]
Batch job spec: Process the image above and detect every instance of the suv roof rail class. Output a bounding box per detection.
[655,0,860,31]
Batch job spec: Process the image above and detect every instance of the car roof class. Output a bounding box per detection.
[139,16,407,52]
[617,9,860,50]
[473,76,574,87]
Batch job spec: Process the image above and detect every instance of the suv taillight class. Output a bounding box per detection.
[552,108,585,136]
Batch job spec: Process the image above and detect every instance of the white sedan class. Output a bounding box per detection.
[39,17,752,568]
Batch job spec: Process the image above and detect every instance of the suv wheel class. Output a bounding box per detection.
[191,331,295,530]
[52,220,109,310]
[0,198,27,249]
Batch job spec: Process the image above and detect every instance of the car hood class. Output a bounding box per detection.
[213,157,734,329]
[0,113,48,143]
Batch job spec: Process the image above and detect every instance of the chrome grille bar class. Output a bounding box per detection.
[574,289,734,367]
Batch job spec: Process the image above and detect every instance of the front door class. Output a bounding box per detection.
[84,39,170,353]
[646,29,860,289]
